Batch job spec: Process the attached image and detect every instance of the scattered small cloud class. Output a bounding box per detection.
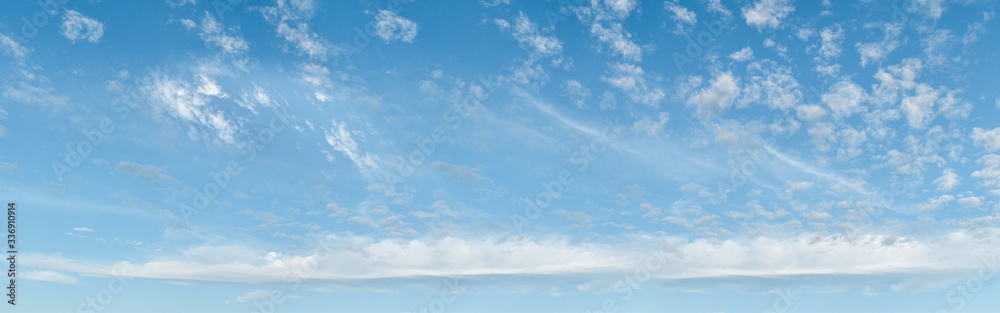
[62,10,105,43]
[375,10,418,43]
[117,161,174,182]
[23,270,78,284]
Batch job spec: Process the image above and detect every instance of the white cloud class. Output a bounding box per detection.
[796,27,815,41]
[508,60,549,86]
[61,10,104,43]
[589,22,642,61]
[561,80,590,109]
[259,0,331,60]
[688,72,739,119]
[3,69,70,110]
[603,63,664,107]
[117,161,174,181]
[857,23,902,67]
[813,64,840,77]
[922,29,953,66]
[278,24,329,59]
[234,84,276,114]
[934,169,960,191]
[901,84,939,129]
[818,24,844,59]
[24,231,1000,290]
[822,79,865,118]
[963,12,993,46]
[22,270,77,284]
[375,10,418,43]
[786,181,813,194]
[762,37,788,56]
[147,75,204,121]
[971,155,1000,195]
[807,122,835,151]
[603,0,639,17]
[869,58,922,107]
[298,62,333,87]
[166,0,196,7]
[958,197,983,208]
[479,0,509,7]
[795,105,827,122]
[807,211,831,221]
[196,74,226,98]
[935,89,969,120]
[738,63,801,110]
[508,12,562,58]
[145,72,239,145]
[491,18,510,30]
[325,121,380,179]
[326,203,348,217]
[237,290,273,302]
[836,127,868,161]
[919,194,954,211]
[665,1,697,34]
[570,0,642,61]
[909,0,946,19]
[741,0,795,30]
[599,91,617,110]
[194,12,249,55]
[72,227,94,232]
[972,127,1000,152]
[176,18,197,30]
[705,0,732,18]
[729,47,754,62]
[240,210,281,224]
[630,112,670,137]
[433,162,487,181]
[0,34,28,60]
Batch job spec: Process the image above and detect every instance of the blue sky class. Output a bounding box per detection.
[2,0,1000,312]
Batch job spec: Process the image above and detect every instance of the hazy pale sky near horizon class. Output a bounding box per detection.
[2,0,1000,312]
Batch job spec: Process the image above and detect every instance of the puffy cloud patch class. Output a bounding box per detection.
[741,0,795,30]
[375,10,418,43]
[972,127,1000,152]
[934,169,960,191]
[729,47,754,62]
[62,10,104,43]
[630,112,670,137]
[603,63,664,107]
[688,72,739,119]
